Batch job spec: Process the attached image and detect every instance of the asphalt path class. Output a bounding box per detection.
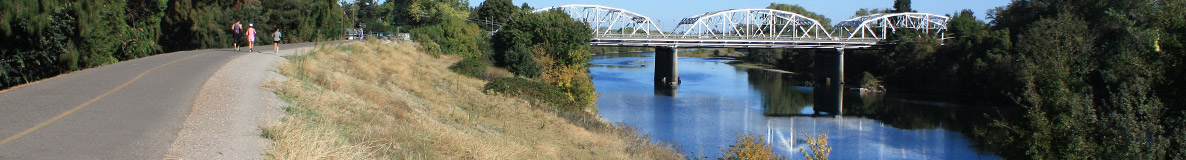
[0,42,328,159]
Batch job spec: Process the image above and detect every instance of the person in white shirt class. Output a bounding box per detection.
[273,28,282,54]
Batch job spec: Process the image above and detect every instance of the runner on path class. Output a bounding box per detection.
[273,28,282,54]
[246,24,257,52]
[231,21,243,51]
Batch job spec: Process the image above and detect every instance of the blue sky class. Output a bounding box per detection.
[466,0,1012,28]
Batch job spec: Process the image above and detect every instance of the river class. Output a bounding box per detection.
[589,52,1003,159]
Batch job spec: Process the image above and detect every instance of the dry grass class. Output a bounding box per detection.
[264,41,682,159]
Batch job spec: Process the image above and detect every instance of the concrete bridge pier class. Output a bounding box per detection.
[814,48,847,85]
[654,47,680,89]
[836,48,845,84]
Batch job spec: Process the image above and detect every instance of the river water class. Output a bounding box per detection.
[590,52,1002,159]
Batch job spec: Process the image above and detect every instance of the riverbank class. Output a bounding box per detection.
[262,42,681,159]
[726,61,799,74]
[678,49,746,58]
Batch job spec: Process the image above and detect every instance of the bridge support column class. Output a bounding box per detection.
[655,47,679,89]
[837,48,845,84]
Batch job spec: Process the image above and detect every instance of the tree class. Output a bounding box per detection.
[968,0,1177,159]
[0,0,342,90]
[492,9,597,108]
[766,3,831,28]
[493,10,592,75]
[474,0,518,30]
[854,8,890,17]
[520,3,533,10]
[893,0,913,12]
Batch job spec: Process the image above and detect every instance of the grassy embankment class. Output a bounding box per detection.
[262,42,681,159]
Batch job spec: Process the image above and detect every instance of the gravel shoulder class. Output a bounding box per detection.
[164,42,341,159]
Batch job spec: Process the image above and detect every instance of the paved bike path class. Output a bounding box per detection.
[0,42,325,159]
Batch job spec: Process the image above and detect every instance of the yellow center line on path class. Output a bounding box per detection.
[0,51,212,147]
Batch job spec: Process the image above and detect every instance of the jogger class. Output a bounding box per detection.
[273,28,282,54]
[246,24,257,52]
[232,21,243,51]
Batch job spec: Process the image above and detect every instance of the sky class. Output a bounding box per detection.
[466,0,1013,28]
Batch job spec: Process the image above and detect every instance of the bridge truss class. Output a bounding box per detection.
[833,13,950,41]
[672,9,830,40]
[531,4,951,49]
[531,4,664,36]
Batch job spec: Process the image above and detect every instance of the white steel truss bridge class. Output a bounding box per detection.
[531,4,951,89]
[532,4,950,49]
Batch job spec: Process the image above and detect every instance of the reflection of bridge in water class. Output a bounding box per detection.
[532,4,951,89]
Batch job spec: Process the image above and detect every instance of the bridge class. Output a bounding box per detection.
[530,4,951,89]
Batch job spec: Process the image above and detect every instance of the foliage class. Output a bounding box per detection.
[719,133,785,160]
[491,9,596,109]
[766,3,831,28]
[520,2,533,10]
[160,0,231,51]
[893,0,913,12]
[483,77,582,110]
[590,46,654,54]
[448,57,489,79]
[736,4,830,74]
[739,48,816,74]
[410,18,483,58]
[879,29,948,92]
[473,0,518,30]
[534,52,599,108]
[836,1,1183,158]
[0,0,344,89]
[740,0,1186,158]
[858,72,882,90]
[1,0,166,89]
[801,133,831,160]
[341,0,388,31]
[493,10,592,68]
[262,0,345,43]
[0,3,76,88]
[490,29,540,77]
[853,8,890,17]
[160,0,343,51]
[951,0,1182,159]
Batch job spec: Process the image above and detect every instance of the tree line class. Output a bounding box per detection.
[741,0,1186,159]
[0,0,345,89]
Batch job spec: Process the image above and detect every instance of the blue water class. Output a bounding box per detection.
[590,52,1002,159]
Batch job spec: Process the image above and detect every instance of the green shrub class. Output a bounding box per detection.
[491,29,540,77]
[802,133,832,160]
[720,133,785,160]
[448,58,489,79]
[859,72,882,91]
[483,77,580,111]
[409,18,483,58]
[492,10,593,75]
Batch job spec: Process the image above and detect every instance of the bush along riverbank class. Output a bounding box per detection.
[737,1,1186,159]
[263,42,681,159]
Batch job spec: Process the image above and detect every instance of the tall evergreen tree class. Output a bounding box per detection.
[893,0,913,12]
[474,0,518,28]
